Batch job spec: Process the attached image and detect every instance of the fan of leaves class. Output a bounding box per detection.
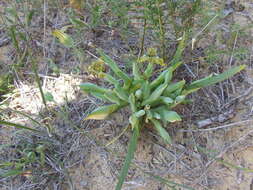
[80,37,245,190]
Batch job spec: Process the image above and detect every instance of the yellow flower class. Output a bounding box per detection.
[88,58,106,78]
[138,55,149,63]
[138,48,165,66]
[147,48,157,57]
[153,57,165,66]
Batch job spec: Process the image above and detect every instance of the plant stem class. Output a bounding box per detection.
[31,58,47,109]
[156,0,166,62]
[139,18,147,58]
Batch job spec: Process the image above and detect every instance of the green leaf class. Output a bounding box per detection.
[27,151,36,162]
[169,33,187,65]
[85,104,121,120]
[142,81,150,100]
[132,61,142,80]
[170,61,183,72]
[0,169,24,178]
[97,49,131,84]
[80,83,109,94]
[181,88,199,96]
[104,73,120,87]
[170,95,186,108]
[153,112,161,120]
[160,96,174,105]
[157,109,182,123]
[176,95,186,102]
[134,110,145,118]
[144,63,154,79]
[129,79,143,93]
[135,89,142,99]
[149,66,174,90]
[104,91,122,105]
[36,145,45,167]
[0,161,14,168]
[182,74,213,96]
[115,123,139,190]
[129,115,138,127]
[164,69,173,84]
[149,96,173,107]
[44,92,54,102]
[9,26,20,53]
[142,83,168,106]
[25,10,35,26]
[163,80,186,96]
[0,120,40,132]
[90,92,108,101]
[114,85,129,102]
[151,119,172,144]
[150,69,168,89]
[69,17,88,28]
[129,94,137,112]
[184,65,246,94]
[171,87,184,99]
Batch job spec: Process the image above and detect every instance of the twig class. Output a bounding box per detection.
[221,87,253,109]
[191,14,218,47]
[196,108,235,128]
[180,119,253,132]
[85,50,99,59]
[183,63,197,78]
[0,37,11,47]
[23,72,59,79]
[105,124,130,147]
[229,31,238,67]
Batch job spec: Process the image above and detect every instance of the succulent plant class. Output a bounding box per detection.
[80,39,245,190]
